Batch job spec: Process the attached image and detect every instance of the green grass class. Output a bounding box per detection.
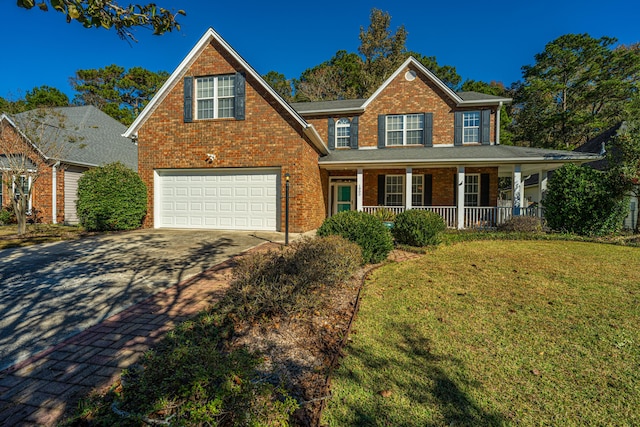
[323,240,640,426]
[0,224,91,249]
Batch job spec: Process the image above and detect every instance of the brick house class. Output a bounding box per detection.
[125,28,601,232]
[0,106,137,224]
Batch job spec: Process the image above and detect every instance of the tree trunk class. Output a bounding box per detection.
[13,198,27,236]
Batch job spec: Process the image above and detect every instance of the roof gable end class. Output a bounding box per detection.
[124,28,327,154]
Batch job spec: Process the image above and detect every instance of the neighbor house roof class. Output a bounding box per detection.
[319,144,601,168]
[124,27,328,155]
[12,106,137,170]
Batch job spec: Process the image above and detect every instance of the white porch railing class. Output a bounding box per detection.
[362,206,544,229]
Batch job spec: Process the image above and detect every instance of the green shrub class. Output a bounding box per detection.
[543,164,628,236]
[317,210,394,264]
[371,207,396,222]
[226,235,362,322]
[76,162,147,231]
[391,209,446,247]
[497,215,543,233]
[0,206,13,225]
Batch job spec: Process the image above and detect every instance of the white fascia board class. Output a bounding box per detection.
[457,97,513,107]
[125,27,321,152]
[303,124,329,155]
[361,57,463,109]
[298,107,365,116]
[319,155,602,168]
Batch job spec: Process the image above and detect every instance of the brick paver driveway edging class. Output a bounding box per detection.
[0,229,281,372]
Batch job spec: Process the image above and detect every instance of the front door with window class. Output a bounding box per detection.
[334,184,355,214]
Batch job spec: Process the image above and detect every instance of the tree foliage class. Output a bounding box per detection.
[543,163,628,235]
[608,120,640,232]
[512,34,640,149]
[76,162,147,231]
[292,8,461,102]
[16,0,185,42]
[262,71,293,102]
[25,85,70,110]
[71,64,169,125]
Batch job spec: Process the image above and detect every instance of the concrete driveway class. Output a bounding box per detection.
[0,229,282,371]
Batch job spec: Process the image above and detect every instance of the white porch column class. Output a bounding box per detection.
[51,162,59,224]
[457,166,465,229]
[513,164,522,216]
[405,167,413,211]
[356,168,363,212]
[538,170,548,203]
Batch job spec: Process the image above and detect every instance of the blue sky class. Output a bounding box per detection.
[2,0,639,101]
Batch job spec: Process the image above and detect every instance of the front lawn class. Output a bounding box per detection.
[0,224,90,249]
[323,240,640,426]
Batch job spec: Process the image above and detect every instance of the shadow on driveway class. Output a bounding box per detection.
[0,229,267,371]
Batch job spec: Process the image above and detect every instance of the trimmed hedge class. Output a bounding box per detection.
[316,210,394,264]
[392,209,446,247]
[76,162,147,231]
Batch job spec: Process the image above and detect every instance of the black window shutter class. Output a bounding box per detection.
[234,72,246,120]
[424,174,433,206]
[377,174,386,205]
[423,113,433,147]
[454,111,463,146]
[480,109,491,145]
[183,76,193,123]
[378,115,386,148]
[351,116,359,149]
[480,173,490,206]
[328,118,335,150]
[453,173,458,204]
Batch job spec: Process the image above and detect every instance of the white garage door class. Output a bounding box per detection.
[156,169,279,230]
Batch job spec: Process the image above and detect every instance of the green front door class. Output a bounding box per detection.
[336,184,353,213]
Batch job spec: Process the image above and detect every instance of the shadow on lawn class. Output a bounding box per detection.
[335,321,507,426]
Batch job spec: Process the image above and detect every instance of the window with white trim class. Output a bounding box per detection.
[196,75,235,119]
[412,174,423,206]
[465,174,479,206]
[386,114,424,146]
[385,175,404,206]
[13,175,32,212]
[336,118,351,148]
[463,111,480,143]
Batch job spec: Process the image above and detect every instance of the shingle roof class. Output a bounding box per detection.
[319,144,601,166]
[12,106,137,170]
[290,99,367,114]
[456,91,510,102]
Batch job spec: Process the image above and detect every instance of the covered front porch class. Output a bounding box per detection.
[327,164,547,230]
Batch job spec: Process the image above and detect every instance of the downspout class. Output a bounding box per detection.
[52,161,60,224]
[496,102,503,145]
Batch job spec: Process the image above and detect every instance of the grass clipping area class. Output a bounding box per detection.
[323,240,640,426]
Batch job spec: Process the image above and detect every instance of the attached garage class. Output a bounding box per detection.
[155,168,280,230]
[63,166,87,225]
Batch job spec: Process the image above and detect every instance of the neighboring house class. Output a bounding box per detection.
[0,106,137,224]
[124,28,601,232]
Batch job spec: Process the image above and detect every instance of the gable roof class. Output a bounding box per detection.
[124,27,328,155]
[290,59,512,117]
[361,57,512,110]
[11,106,137,170]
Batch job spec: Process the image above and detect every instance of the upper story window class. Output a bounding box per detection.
[336,118,351,148]
[386,114,424,146]
[463,111,480,144]
[196,75,235,119]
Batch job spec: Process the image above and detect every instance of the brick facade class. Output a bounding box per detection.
[136,40,326,232]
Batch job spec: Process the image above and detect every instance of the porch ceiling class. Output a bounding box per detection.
[319,145,601,175]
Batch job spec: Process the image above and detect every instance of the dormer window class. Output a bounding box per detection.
[336,118,351,148]
[196,75,235,119]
